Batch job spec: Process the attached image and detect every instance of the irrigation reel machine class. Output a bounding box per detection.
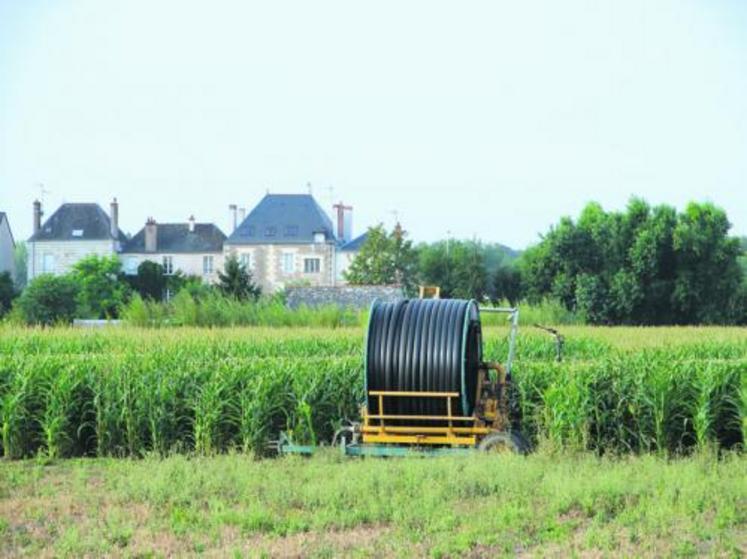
[277,298,529,457]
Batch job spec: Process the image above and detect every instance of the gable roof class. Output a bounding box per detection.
[122,223,226,253]
[0,212,14,246]
[340,232,368,252]
[28,203,126,242]
[226,194,336,245]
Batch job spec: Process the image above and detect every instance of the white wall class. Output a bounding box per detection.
[335,250,357,283]
[27,239,116,280]
[0,219,14,278]
[122,252,225,284]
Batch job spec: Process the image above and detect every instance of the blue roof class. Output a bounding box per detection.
[340,232,368,251]
[29,203,127,242]
[226,194,336,245]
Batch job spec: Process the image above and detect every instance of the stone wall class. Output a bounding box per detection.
[285,285,405,309]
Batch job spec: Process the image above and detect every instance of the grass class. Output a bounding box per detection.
[1,451,745,557]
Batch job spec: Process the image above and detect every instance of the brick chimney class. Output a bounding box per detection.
[33,200,42,235]
[145,218,157,252]
[333,201,353,243]
[110,197,119,239]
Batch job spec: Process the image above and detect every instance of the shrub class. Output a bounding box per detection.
[0,271,15,316]
[17,274,80,325]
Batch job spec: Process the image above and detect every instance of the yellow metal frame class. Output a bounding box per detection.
[361,390,491,446]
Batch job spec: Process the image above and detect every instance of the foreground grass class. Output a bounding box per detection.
[1,452,745,558]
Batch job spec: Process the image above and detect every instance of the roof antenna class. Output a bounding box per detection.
[37,183,50,205]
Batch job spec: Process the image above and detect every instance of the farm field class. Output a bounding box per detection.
[1,324,745,458]
[1,324,746,556]
[2,451,746,557]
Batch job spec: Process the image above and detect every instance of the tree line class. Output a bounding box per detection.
[346,199,747,325]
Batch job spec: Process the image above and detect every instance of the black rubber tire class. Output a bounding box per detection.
[478,431,530,455]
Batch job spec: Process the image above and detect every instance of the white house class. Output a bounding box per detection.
[27,199,125,280]
[0,212,15,280]
[121,216,226,283]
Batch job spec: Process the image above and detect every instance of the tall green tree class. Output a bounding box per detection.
[218,254,261,300]
[520,198,745,325]
[71,254,130,318]
[492,265,522,306]
[345,224,418,292]
[13,242,28,290]
[129,260,167,300]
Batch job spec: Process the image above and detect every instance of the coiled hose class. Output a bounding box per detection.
[365,299,482,421]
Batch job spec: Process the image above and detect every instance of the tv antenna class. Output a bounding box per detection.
[37,183,50,204]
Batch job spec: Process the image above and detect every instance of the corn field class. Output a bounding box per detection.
[0,325,745,458]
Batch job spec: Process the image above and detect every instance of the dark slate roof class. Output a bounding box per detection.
[122,223,226,253]
[226,194,336,245]
[340,232,368,251]
[0,212,14,246]
[29,203,127,242]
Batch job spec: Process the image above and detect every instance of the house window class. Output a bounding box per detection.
[203,255,214,275]
[72,229,84,238]
[239,253,253,270]
[265,226,277,237]
[126,257,138,274]
[304,258,320,274]
[284,225,298,237]
[282,253,295,274]
[42,253,55,273]
[162,256,174,275]
[313,232,325,243]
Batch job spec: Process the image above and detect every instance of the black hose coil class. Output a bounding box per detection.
[365,299,482,420]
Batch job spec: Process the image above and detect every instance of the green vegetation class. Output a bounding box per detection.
[0,325,744,459]
[521,199,746,325]
[70,254,129,319]
[1,452,745,557]
[15,274,80,325]
[344,223,419,292]
[0,271,15,316]
[217,254,261,300]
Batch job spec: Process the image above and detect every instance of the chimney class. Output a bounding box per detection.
[33,200,42,235]
[333,201,353,243]
[145,218,157,252]
[110,197,119,238]
[188,215,195,232]
[229,204,238,231]
[238,207,246,223]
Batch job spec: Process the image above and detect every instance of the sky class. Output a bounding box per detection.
[1,1,746,249]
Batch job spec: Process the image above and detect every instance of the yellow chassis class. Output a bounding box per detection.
[361,362,508,447]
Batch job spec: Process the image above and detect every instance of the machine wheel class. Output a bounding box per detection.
[478,431,529,454]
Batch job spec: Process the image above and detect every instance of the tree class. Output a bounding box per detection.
[13,242,28,290]
[493,266,523,306]
[218,255,261,300]
[0,271,15,316]
[17,274,80,325]
[519,198,746,325]
[71,254,130,319]
[345,223,418,292]
[127,260,167,300]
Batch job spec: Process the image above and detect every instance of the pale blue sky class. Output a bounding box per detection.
[1,1,746,248]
